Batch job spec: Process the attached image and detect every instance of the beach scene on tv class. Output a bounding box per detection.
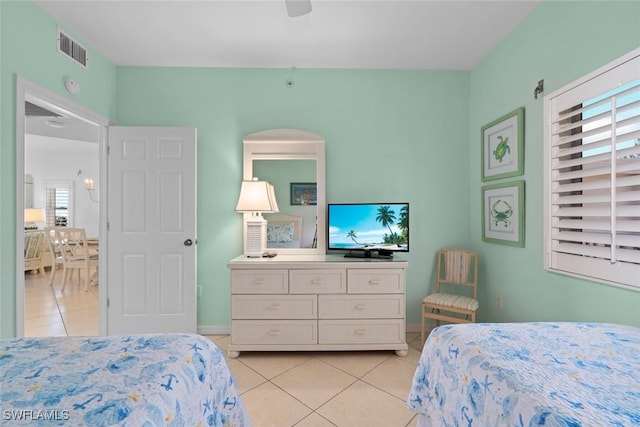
[328,204,409,251]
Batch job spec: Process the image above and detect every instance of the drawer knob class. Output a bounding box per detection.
[268,304,281,310]
[310,279,324,285]
[354,303,367,311]
[354,329,367,336]
[253,279,266,285]
[369,279,381,285]
[267,329,281,336]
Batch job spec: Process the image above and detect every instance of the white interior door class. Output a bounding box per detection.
[107,126,197,334]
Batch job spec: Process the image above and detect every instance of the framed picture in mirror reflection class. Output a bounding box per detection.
[290,182,317,206]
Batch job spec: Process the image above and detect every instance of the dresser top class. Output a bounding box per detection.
[228,254,408,268]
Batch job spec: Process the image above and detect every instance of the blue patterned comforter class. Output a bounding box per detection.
[407,322,640,426]
[0,334,250,426]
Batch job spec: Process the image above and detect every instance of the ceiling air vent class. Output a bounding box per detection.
[57,28,89,69]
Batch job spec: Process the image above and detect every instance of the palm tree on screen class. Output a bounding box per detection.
[376,206,398,245]
[347,230,361,245]
[398,205,408,243]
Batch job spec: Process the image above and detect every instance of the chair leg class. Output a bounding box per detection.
[89,266,98,286]
[421,307,425,345]
[61,266,68,291]
[48,264,56,286]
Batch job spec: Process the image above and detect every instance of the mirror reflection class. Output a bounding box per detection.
[253,159,318,249]
[243,128,326,255]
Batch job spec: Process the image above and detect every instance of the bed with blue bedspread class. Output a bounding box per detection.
[407,322,640,426]
[0,334,250,426]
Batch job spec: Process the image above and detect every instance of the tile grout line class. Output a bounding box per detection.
[230,349,416,427]
[49,274,69,337]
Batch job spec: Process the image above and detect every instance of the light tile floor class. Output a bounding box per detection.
[24,268,99,337]
[25,270,426,426]
[206,334,425,427]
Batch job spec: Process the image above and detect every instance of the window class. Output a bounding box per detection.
[44,182,73,228]
[544,49,640,291]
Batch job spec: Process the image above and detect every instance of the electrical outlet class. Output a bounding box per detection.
[495,294,502,309]
[197,285,203,298]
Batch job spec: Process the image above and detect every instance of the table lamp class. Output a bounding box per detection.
[24,208,44,230]
[235,178,279,257]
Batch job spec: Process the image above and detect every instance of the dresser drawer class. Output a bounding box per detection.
[318,294,403,319]
[347,269,404,294]
[232,295,317,319]
[232,320,317,345]
[290,269,346,294]
[318,319,405,344]
[231,270,288,294]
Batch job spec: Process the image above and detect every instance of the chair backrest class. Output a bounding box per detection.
[24,231,45,259]
[44,226,56,244]
[55,227,89,264]
[435,249,478,298]
[44,226,62,257]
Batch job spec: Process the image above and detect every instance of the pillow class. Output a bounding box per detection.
[267,223,295,243]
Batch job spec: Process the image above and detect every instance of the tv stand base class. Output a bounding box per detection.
[344,249,393,259]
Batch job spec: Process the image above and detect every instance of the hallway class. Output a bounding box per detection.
[24,269,98,336]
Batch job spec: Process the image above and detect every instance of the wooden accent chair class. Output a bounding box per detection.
[55,227,98,291]
[421,249,479,343]
[24,231,46,274]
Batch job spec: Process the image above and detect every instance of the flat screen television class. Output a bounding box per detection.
[327,202,409,258]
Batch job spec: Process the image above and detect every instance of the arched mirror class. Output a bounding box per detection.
[243,129,326,255]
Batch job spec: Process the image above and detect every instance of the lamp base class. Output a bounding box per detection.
[244,216,267,258]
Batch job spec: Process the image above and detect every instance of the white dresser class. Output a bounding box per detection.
[227,254,408,358]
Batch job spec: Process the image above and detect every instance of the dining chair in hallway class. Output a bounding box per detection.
[55,227,99,291]
[43,227,65,286]
[24,230,46,275]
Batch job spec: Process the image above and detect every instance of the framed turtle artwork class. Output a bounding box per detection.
[481,107,524,181]
[482,180,525,247]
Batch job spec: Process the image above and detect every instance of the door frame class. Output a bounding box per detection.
[15,76,111,336]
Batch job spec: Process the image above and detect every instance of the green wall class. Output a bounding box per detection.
[115,67,470,328]
[0,1,117,337]
[469,1,640,326]
[2,0,639,337]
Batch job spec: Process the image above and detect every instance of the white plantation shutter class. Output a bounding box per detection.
[544,50,640,290]
[54,187,70,226]
[45,187,56,228]
[44,184,73,227]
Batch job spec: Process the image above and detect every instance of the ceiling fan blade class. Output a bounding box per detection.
[285,0,312,17]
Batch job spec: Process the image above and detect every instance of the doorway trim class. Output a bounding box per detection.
[16,76,111,337]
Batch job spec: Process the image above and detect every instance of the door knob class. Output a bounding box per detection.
[184,239,193,246]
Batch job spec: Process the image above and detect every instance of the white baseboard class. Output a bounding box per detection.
[197,325,231,335]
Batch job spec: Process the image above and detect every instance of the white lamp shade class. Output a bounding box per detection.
[24,208,44,223]
[235,180,278,213]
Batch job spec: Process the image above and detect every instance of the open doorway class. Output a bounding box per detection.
[16,77,110,337]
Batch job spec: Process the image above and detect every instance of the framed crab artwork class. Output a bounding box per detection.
[482,180,525,247]
[481,107,524,181]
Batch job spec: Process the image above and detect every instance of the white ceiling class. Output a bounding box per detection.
[25,115,100,142]
[35,0,541,71]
